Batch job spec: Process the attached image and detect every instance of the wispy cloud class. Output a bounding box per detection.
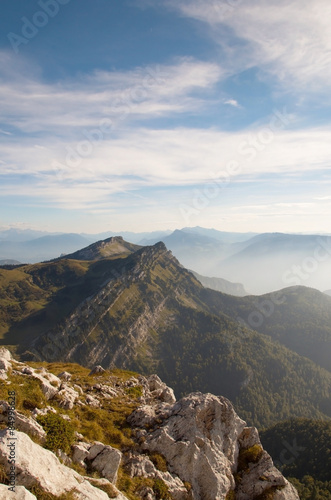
[169,0,331,92]
[0,51,223,138]
[1,124,331,212]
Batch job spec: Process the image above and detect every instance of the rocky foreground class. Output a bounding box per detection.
[0,348,299,499]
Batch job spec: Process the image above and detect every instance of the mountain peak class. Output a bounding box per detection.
[59,236,142,261]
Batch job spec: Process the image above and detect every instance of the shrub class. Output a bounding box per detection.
[237,445,263,472]
[37,413,75,454]
[153,478,171,500]
[149,452,168,472]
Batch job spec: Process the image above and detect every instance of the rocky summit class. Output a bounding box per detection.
[0,348,298,499]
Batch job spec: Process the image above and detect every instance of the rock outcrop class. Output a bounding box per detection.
[128,393,299,500]
[0,348,299,499]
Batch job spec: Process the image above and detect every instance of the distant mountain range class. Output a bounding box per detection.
[1,227,330,295]
[1,236,331,429]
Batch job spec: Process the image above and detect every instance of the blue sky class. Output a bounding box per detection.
[1,0,331,234]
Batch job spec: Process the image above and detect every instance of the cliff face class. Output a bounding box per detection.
[0,348,299,500]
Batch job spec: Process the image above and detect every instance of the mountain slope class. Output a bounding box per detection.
[1,239,328,428]
[60,236,142,261]
[0,348,299,500]
[201,286,331,373]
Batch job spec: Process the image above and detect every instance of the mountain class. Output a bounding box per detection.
[0,348,299,500]
[0,233,92,263]
[60,236,142,261]
[190,270,247,296]
[0,259,21,265]
[82,229,172,245]
[180,226,258,243]
[217,232,331,294]
[146,229,230,276]
[1,238,331,429]
[0,228,54,242]
[201,285,331,373]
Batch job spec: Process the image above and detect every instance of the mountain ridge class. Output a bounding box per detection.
[1,237,328,428]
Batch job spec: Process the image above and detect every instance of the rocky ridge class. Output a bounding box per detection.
[0,348,298,499]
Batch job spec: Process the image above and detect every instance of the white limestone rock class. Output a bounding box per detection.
[89,365,105,375]
[73,441,122,483]
[58,371,72,381]
[72,442,90,467]
[0,429,111,499]
[85,394,100,407]
[56,383,79,409]
[124,453,188,500]
[0,358,11,371]
[85,477,129,500]
[89,444,122,483]
[139,392,245,499]
[0,483,37,499]
[0,348,12,361]
[20,366,58,400]
[0,401,46,443]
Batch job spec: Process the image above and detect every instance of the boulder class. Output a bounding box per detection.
[0,429,111,499]
[129,392,299,500]
[20,367,58,400]
[0,358,11,371]
[0,348,12,361]
[235,448,300,499]
[89,365,105,375]
[0,401,46,444]
[73,441,122,483]
[124,453,188,500]
[85,477,130,500]
[72,442,90,467]
[0,483,36,499]
[85,394,100,407]
[56,384,79,409]
[58,371,72,381]
[89,444,122,483]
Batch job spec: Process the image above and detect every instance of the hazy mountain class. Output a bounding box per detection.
[0,259,22,265]
[0,233,92,263]
[0,228,56,242]
[191,270,247,296]
[180,226,258,243]
[144,229,230,276]
[218,232,331,294]
[1,237,331,428]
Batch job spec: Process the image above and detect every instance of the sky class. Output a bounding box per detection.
[1,0,331,234]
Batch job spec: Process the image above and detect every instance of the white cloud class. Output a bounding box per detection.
[223,99,241,108]
[1,123,331,212]
[0,51,223,137]
[169,0,331,92]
